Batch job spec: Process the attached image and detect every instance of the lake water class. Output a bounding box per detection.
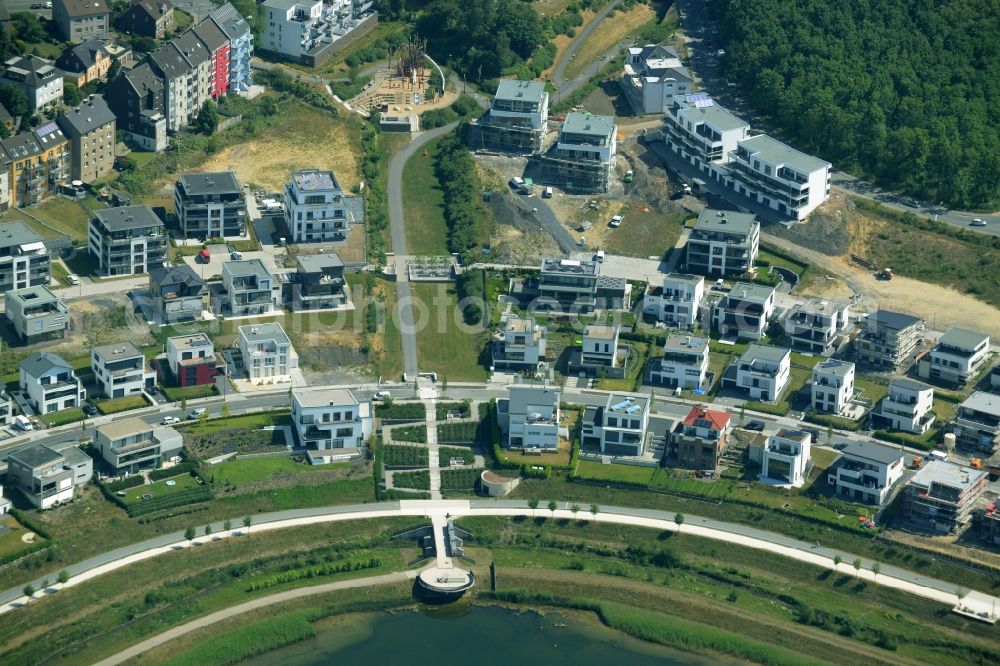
[246,604,718,665]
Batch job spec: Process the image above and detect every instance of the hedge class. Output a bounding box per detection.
[392,425,428,443]
[375,403,426,421]
[437,422,477,442]
[440,468,481,490]
[872,430,939,451]
[124,486,214,518]
[150,463,198,481]
[246,557,382,592]
[106,476,145,492]
[383,445,428,467]
[10,508,52,541]
[160,384,218,401]
[95,395,150,415]
[438,446,474,467]
[802,411,862,432]
[436,401,471,420]
[393,470,430,490]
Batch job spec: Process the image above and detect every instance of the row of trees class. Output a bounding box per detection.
[719,0,1000,208]
[434,131,485,260]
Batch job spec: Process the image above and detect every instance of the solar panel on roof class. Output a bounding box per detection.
[625,405,642,414]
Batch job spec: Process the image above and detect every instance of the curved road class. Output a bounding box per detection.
[550,0,624,101]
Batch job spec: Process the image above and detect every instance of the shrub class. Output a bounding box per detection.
[392,425,428,443]
[383,445,429,467]
[393,470,430,490]
[438,446,474,467]
[106,476,145,492]
[437,422,477,442]
[375,403,426,421]
[440,468,481,490]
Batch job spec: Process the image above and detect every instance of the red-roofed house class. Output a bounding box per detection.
[669,406,732,470]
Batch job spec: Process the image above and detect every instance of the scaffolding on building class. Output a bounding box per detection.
[535,153,612,194]
[468,114,544,155]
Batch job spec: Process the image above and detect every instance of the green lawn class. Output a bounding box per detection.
[575,460,656,485]
[49,260,71,287]
[160,384,219,401]
[401,136,449,255]
[94,395,150,415]
[605,210,684,259]
[412,283,490,381]
[26,197,101,243]
[210,457,345,485]
[0,516,40,560]
[123,473,200,506]
[37,408,85,427]
[594,342,650,391]
[173,9,193,29]
[181,411,291,437]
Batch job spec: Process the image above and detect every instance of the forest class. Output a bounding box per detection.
[718,0,1000,209]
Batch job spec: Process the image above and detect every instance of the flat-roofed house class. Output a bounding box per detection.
[91,341,155,398]
[491,315,547,371]
[7,444,92,509]
[291,386,372,464]
[871,378,935,434]
[918,327,990,386]
[95,417,182,475]
[686,208,759,277]
[645,333,709,389]
[497,385,560,450]
[826,442,904,506]
[811,359,854,415]
[4,285,68,344]
[237,322,298,384]
[642,273,703,327]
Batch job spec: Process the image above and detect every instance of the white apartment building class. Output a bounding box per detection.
[686,208,759,277]
[711,282,775,340]
[646,333,709,390]
[261,0,373,63]
[811,359,855,415]
[475,79,549,154]
[918,327,990,386]
[497,385,560,451]
[827,442,904,506]
[148,41,207,132]
[620,44,692,114]
[732,344,790,402]
[729,134,831,220]
[1,56,64,113]
[760,429,812,488]
[642,272,703,327]
[91,342,155,399]
[784,298,850,354]
[291,387,373,464]
[491,316,547,371]
[284,169,358,244]
[872,378,935,434]
[581,393,650,456]
[663,93,749,169]
[19,352,86,416]
[88,205,167,277]
[237,322,298,384]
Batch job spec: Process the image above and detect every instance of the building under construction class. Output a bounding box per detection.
[470,79,549,154]
[535,112,617,193]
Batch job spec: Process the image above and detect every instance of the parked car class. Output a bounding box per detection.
[162,416,181,425]
[542,186,553,198]
[187,408,207,420]
[66,274,80,286]
[609,214,623,228]
[14,415,33,431]
[594,250,605,262]
[82,402,98,416]
[744,420,765,432]
[198,248,211,263]
[971,218,987,226]
[374,391,391,401]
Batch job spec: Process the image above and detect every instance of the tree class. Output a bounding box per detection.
[871,562,880,581]
[853,558,862,577]
[107,58,121,82]
[674,513,685,532]
[221,402,230,419]
[64,82,82,107]
[0,84,29,120]
[184,525,196,544]
[590,503,599,519]
[204,525,213,537]
[570,503,580,517]
[180,397,188,415]
[193,100,219,135]
[57,570,69,584]
[833,553,843,569]
[826,424,834,448]
[199,409,208,427]
[12,13,47,42]
[23,584,34,599]
[224,519,232,534]
[547,500,558,516]
[527,498,539,515]
[243,516,252,535]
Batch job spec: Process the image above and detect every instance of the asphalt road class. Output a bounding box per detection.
[550,0,626,103]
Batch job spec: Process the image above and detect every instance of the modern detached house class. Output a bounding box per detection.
[581,393,650,457]
[854,310,923,372]
[542,112,617,193]
[289,253,349,311]
[810,359,855,415]
[686,208,759,277]
[148,264,207,324]
[91,341,155,399]
[826,442,904,506]
[4,285,69,344]
[283,169,361,244]
[222,259,278,316]
[491,315,547,372]
[472,79,549,154]
[759,429,812,488]
[711,282,775,340]
[646,333,709,390]
[291,386,373,464]
[729,343,790,402]
[642,273,703,328]
[871,378,935,435]
[237,322,298,384]
[95,417,183,476]
[497,385,561,451]
[174,171,246,240]
[917,327,990,387]
[0,221,49,294]
[88,205,167,276]
[165,333,218,387]
[19,351,86,416]
[7,444,92,509]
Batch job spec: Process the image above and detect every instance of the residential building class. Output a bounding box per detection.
[731,344,790,402]
[473,79,548,154]
[581,393,650,456]
[88,205,167,276]
[491,315,547,372]
[784,298,850,354]
[642,273,703,327]
[711,282,775,340]
[0,221,49,294]
[685,208,759,277]
[237,322,298,384]
[646,333,709,389]
[579,324,620,368]
[174,171,246,240]
[290,387,373,464]
[115,0,175,39]
[56,94,116,183]
[148,41,199,132]
[903,461,988,534]
[992,364,1000,392]
[6,444,92,509]
[826,442,904,506]
[917,327,991,387]
[760,429,812,488]
[668,406,731,470]
[56,39,113,86]
[165,333,217,386]
[810,359,854,415]
[4,285,69,344]
[853,310,923,371]
[871,379,935,434]
[261,0,377,67]
[208,2,253,94]
[147,264,207,323]
[53,0,109,42]
[0,152,9,212]
[728,134,832,221]
[283,169,361,244]
[663,93,749,168]
[620,44,692,114]
[949,391,1000,455]
[542,112,617,193]
[3,123,70,207]
[91,342,155,398]
[290,253,348,311]
[19,351,86,415]
[0,391,11,427]
[535,258,599,313]
[95,417,183,475]
[105,62,167,152]
[223,259,278,316]
[171,29,212,121]
[497,385,561,450]
[1,56,63,113]
[980,503,1000,547]
[192,17,230,100]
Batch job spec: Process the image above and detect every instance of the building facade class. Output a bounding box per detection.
[174,171,246,240]
[7,444,92,509]
[497,385,560,450]
[620,44,691,114]
[166,333,217,386]
[826,442,904,506]
[56,94,116,183]
[3,124,70,207]
[543,112,617,193]
[283,169,359,244]
[810,359,854,415]
[95,417,183,475]
[148,265,207,323]
[291,387,373,464]
[105,62,167,152]
[209,2,253,93]
[223,259,278,316]
[88,205,167,276]
[917,327,990,387]
[949,391,1000,455]
[871,378,935,434]
[663,93,750,169]
[760,429,812,488]
[732,343,790,402]
[642,273,703,327]
[535,258,599,313]
[290,253,348,311]
[53,0,109,42]
[56,39,113,86]
[711,282,775,340]
[261,0,376,66]
[19,351,86,415]
[854,310,923,371]
[581,393,650,456]
[646,333,709,389]
[903,461,988,534]
[784,298,850,354]
[0,222,49,294]
[473,79,548,154]
[3,285,68,344]
[686,208,759,277]
[491,315,547,371]
[91,342,155,398]
[116,0,175,39]
[192,18,230,99]
[1,55,64,112]
[237,322,298,384]
[668,406,731,470]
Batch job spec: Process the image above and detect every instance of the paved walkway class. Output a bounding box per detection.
[423,390,442,500]
[3,500,996,626]
[93,569,420,666]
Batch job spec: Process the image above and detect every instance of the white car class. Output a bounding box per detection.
[374,391,391,401]
[609,214,623,228]
[67,274,80,286]
[161,416,180,425]
[971,218,987,227]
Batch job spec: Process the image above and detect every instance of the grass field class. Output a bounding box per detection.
[181,412,291,437]
[37,408,85,427]
[0,516,36,560]
[123,473,200,506]
[412,283,490,381]
[160,384,219,401]
[565,2,656,79]
[401,136,449,255]
[575,460,656,484]
[25,197,101,243]
[210,457,345,485]
[604,209,684,259]
[94,394,150,415]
